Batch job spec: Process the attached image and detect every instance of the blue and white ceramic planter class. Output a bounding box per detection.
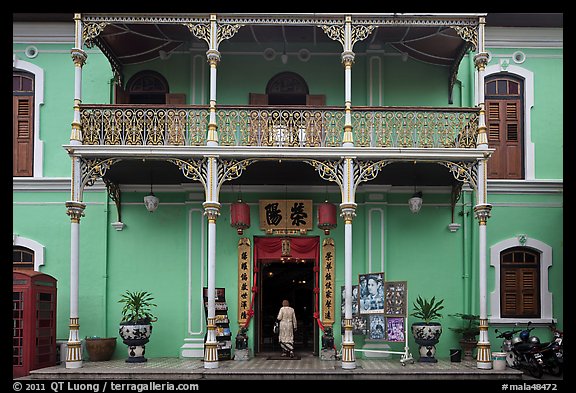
[411,322,442,363]
[119,321,153,363]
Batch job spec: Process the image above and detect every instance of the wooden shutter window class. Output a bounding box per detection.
[13,96,34,177]
[500,248,540,318]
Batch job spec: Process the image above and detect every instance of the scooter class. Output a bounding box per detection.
[534,323,563,376]
[549,323,563,367]
[495,326,521,367]
[511,322,545,379]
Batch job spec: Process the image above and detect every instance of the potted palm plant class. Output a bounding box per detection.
[449,313,480,361]
[118,290,157,363]
[410,295,444,363]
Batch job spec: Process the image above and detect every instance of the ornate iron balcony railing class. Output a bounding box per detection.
[80,105,478,149]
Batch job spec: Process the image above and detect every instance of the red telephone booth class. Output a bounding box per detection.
[13,270,57,378]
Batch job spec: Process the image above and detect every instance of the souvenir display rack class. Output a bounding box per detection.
[203,288,232,360]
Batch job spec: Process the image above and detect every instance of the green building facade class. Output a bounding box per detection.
[12,13,562,369]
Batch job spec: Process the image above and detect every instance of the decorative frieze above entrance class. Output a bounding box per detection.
[259,199,313,235]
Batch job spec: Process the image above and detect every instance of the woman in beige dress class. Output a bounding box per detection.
[276,299,297,357]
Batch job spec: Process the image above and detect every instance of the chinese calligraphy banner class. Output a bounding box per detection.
[259,199,313,234]
[322,238,335,326]
[237,238,251,326]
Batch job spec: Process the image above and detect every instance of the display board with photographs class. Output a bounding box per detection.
[383,281,408,316]
[340,285,367,335]
[340,274,408,344]
[359,272,385,314]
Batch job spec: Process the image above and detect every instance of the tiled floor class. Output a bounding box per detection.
[22,352,530,381]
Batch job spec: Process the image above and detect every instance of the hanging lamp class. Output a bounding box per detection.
[230,199,251,235]
[317,200,337,235]
[408,191,423,214]
[144,185,159,213]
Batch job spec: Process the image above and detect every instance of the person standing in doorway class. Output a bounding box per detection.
[276,299,297,357]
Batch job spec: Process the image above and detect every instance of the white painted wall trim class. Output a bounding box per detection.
[489,237,554,325]
[484,63,535,181]
[486,27,563,49]
[367,208,385,273]
[12,55,45,178]
[12,235,46,271]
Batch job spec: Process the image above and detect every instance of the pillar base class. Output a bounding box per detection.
[342,360,357,369]
[203,360,219,369]
[477,360,493,369]
[65,360,83,369]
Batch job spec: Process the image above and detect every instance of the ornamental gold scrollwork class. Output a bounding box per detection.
[183,23,211,44]
[216,23,244,45]
[83,22,109,48]
[438,160,477,190]
[350,25,376,47]
[354,160,391,190]
[452,25,478,51]
[217,159,256,189]
[183,22,243,47]
[168,158,208,188]
[305,159,344,189]
[168,158,256,191]
[102,178,122,223]
[80,158,122,191]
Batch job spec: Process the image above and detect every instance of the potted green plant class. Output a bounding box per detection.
[410,295,444,363]
[118,290,157,363]
[449,313,480,361]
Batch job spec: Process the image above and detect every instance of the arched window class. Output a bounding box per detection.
[485,74,524,179]
[500,247,540,318]
[126,71,169,104]
[13,71,35,177]
[13,246,34,270]
[489,237,553,324]
[249,72,324,105]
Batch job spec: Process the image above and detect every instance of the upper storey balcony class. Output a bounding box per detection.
[80,104,478,149]
[73,13,484,156]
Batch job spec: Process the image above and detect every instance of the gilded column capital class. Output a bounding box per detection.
[340,203,357,223]
[203,201,221,222]
[341,51,355,65]
[65,201,86,223]
[474,52,489,71]
[206,49,221,65]
[71,49,87,67]
[474,203,492,224]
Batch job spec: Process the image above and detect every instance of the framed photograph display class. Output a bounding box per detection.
[359,272,385,314]
[368,314,386,340]
[386,317,405,342]
[383,281,408,316]
[340,284,359,317]
[352,315,368,335]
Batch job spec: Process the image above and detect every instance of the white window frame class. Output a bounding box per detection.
[484,64,535,181]
[13,55,45,178]
[13,235,45,272]
[489,236,554,324]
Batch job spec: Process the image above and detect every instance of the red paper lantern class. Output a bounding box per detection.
[231,199,250,235]
[317,201,337,235]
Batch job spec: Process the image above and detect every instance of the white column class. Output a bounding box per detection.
[342,16,355,148]
[473,15,493,369]
[65,13,86,369]
[206,14,219,147]
[203,157,220,368]
[340,158,356,369]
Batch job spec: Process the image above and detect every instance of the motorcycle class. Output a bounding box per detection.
[512,322,545,378]
[534,323,563,376]
[495,326,521,367]
[549,323,563,367]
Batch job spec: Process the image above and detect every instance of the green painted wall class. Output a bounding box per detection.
[13,25,563,362]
